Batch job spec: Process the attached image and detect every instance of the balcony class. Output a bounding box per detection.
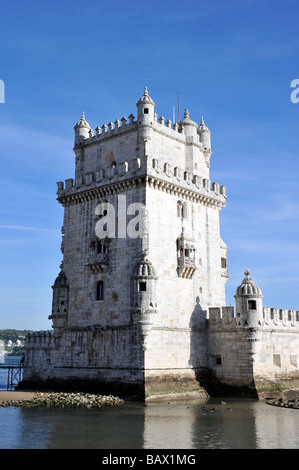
[178,255,196,279]
[87,252,109,273]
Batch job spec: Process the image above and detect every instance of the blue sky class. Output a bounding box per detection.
[0,0,298,329]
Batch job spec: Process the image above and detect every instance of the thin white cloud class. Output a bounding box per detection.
[0,123,72,154]
[0,224,57,232]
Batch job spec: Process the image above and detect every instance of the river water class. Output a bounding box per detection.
[1,367,299,449]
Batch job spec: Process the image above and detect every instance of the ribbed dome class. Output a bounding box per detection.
[74,111,91,129]
[198,116,210,132]
[133,252,157,279]
[180,108,198,128]
[137,87,155,106]
[235,270,262,297]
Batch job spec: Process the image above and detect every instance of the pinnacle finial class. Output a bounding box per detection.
[144,86,148,96]
[81,111,85,120]
[244,269,251,277]
[184,108,189,119]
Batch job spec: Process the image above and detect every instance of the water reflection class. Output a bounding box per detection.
[1,398,299,449]
[142,399,259,449]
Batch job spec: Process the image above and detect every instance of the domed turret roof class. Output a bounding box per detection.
[235,270,262,297]
[53,270,69,288]
[137,87,155,106]
[198,115,210,132]
[180,108,198,128]
[133,251,158,279]
[74,111,91,129]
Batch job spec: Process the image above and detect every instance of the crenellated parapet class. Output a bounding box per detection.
[208,306,299,330]
[56,156,227,208]
[208,307,236,328]
[74,109,207,149]
[262,307,299,328]
[25,331,53,346]
[150,158,226,206]
[56,157,142,201]
[74,112,138,148]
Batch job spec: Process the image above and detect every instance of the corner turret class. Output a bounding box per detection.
[137,87,155,125]
[234,269,263,328]
[74,111,91,145]
[179,109,198,138]
[49,266,69,335]
[131,251,158,350]
[198,116,211,151]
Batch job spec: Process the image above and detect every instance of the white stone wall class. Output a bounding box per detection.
[207,307,299,390]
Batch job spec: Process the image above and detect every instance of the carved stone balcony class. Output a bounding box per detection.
[177,255,196,279]
[87,252,109,273]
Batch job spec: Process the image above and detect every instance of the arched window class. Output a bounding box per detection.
[177,201,187,219]
[177,201,183,218]
[96,281,104,301]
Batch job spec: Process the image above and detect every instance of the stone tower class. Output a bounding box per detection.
[23,88,228,399]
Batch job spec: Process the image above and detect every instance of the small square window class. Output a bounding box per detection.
[213,354,222,365]
[248,300,256,310]
[221,258,227,268]
[273,354,281,368]
[144,108,149,114]
[139,281,146,292]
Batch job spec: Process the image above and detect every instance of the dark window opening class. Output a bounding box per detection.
[248,300,256,310]
[177,201,187,218]
[221,257,227,268]
[96,281,104,301]
[144,108,149,114]
[139,281,146,292]
[97,241,108,254]
[215,356,222,365]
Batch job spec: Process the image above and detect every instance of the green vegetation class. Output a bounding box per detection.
[0,329,51,356]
